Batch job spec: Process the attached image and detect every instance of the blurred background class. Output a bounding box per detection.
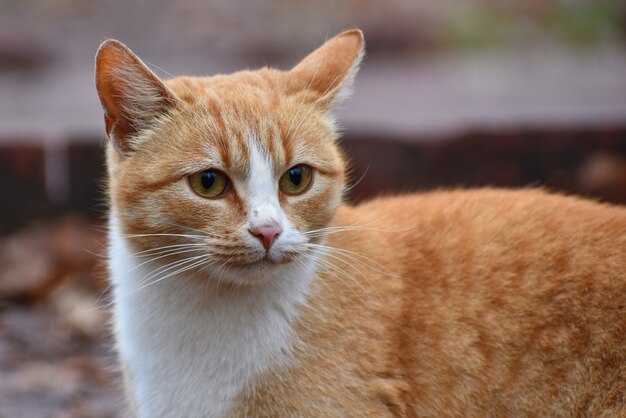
[1,1,625,416]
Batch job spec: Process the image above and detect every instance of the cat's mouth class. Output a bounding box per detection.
[219,250,299,277]
[233,252,296,269]
[214,255,297,285]
[244,258,282,270]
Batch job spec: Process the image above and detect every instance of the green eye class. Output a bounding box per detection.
[188,170,229,198]
[279,165,313,195]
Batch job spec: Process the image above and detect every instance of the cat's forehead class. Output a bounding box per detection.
[146,72,339,178]
[161,70,334,169]
[165,69,300,106]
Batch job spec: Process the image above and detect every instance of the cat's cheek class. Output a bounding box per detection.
[282,178,341,233]
[176,202,243,235]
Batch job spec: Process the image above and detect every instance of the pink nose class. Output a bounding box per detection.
[249,225,282,251]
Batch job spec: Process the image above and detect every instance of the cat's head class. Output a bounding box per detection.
[96,30,364,285]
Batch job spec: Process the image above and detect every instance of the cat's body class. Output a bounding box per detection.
[97,31,626,417]
[237,190,626,417]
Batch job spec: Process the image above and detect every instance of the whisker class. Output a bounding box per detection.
[90,255,210,311]
[131,248,206,274]
[294,254,341,309]
[305,248,366,288]
[133,243,206,257]
[134,256,215,294]
[304,221,414,239]
[305,242,399,280]
[303,245,387,302]
[300,251,364,300]
[305,247,369,287]
[211,256,234,291]
[344,164,370,193]
[121,233,206,240]
[138,254,209,286]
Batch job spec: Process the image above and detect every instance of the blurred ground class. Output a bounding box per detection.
[0,218,119,418]
[1,1,625,417]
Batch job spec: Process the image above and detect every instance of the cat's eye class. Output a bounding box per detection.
[188,170,229,199]
[279,165,313,195]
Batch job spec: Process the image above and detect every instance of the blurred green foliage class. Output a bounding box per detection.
[546,0,623,44]
[442,0,624,49]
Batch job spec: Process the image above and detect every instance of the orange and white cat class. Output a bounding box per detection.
[96,30,626,417]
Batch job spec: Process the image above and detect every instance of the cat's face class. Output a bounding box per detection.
[97,31,364,285]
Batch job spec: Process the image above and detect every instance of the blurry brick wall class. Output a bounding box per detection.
[343,127,626,204]
[67,141,107,219]
[0,140,106,234]
[0,144,49,234]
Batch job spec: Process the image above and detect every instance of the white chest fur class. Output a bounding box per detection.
[108,221,315,418]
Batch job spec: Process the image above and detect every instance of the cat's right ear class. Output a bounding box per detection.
[95,40,177,153]
[289,29,365,108]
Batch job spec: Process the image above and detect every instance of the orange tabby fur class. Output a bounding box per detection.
[236,190,626,417]
[97,30,626,417]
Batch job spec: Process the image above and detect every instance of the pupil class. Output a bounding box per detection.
[289,168,302,185]
[201,171,216,189]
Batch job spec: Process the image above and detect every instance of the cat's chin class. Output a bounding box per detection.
[211,253,313,287]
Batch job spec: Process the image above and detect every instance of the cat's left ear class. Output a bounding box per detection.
[290,29,364,108]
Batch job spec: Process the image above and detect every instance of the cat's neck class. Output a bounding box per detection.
[108,217,317,418]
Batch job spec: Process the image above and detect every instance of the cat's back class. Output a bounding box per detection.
[326,189,626,416]
[334,188,625,275]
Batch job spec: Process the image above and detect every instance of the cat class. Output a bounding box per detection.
[95,30,626,417]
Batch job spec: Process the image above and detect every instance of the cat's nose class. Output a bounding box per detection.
[249,225,282,251]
